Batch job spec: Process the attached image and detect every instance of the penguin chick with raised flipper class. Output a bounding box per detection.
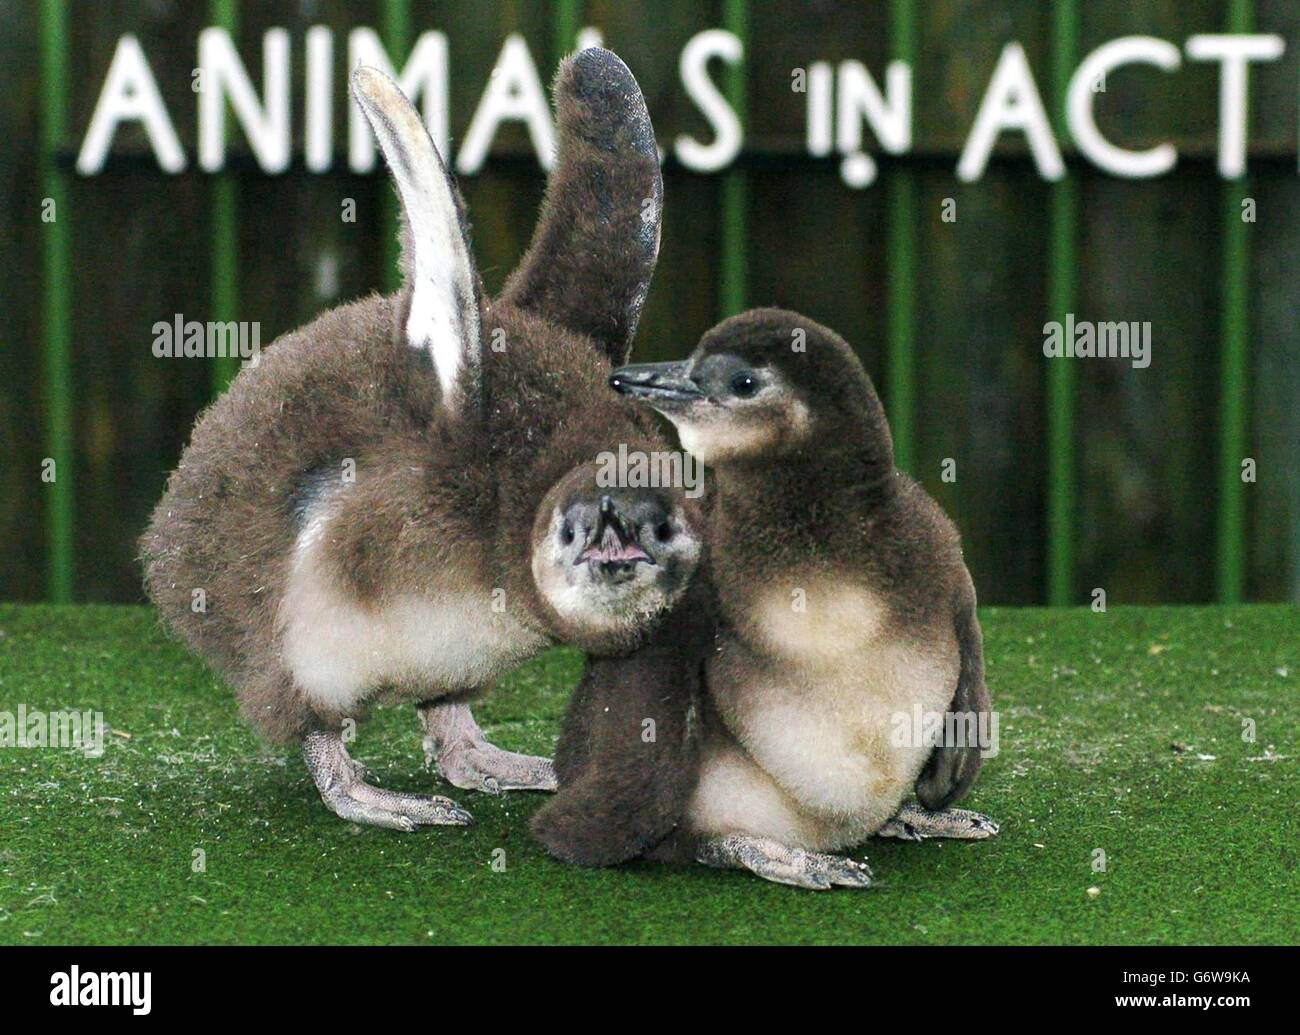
[531,532,714,867]
[611,308,998,889]
[141,52,701,831]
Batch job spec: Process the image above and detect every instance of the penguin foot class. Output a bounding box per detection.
[877,802,999,841]
[418,700,558,794]
[695,834,873,891]
[432,740,558,795]
[875,817,924,841]
[302,729,474,832]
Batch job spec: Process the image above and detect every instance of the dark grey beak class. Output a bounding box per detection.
[596,494,634,548]
[609,361,703,404]
[578,494,652,573]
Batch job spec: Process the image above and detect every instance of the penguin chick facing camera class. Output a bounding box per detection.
[141,50,703,832]
[609,308,999,890]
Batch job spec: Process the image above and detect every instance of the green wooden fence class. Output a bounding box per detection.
[39,0,72,604]
[16,0,1297,607]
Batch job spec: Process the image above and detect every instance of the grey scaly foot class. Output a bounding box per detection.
[876,801,999,841]
[695,834,872,891]
[418,700,557,794]
[302,729,473,832]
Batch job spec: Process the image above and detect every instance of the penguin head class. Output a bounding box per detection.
[610,308,892,469]
[530,464,702,654]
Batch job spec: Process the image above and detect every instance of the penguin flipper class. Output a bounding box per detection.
[551,664,598,787]
[915,599,990,811]
[350,67,483,417]
[530,703,701,867]
[531,765,681,868]
[532,580,712,868]
[530,651,702,868]
[500,48,662,366]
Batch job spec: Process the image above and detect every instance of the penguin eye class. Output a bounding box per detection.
[730,372,758,399]
[655,521,674,542]
[560,521,575,545]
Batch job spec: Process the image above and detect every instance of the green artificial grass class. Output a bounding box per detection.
[0,603,1296,945]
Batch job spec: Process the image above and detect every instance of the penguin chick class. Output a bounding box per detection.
[611,308,998,889]
[529,474,701,656]
[141,52,701,832]
[530,545,714,867]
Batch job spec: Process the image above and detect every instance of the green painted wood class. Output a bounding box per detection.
[554,0,581,67]
[718,0,748,319]
[39,0,72,603]
[1071,0,1222,607]
[909,0,1049,606]
[0,1,44,600]
[1046,0,1078,606]
[234,0,370,359]
[742,1,888,397]
[587,0,716,365]
[1217,180,1251,603]
[209,0,240,393]
[742,0,885,380]
[886,0,917,473]
[65,2,213,602]
[1216,0,1254,603]
[1245,0,1300,601]
[745,0,886,395]
[2,3,1298,607]
[1250,166,1300,601]
[430,2,553,302]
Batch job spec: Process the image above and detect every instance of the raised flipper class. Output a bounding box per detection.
[500,48,662,366]
[351,66,484,416]
[914,591,991,811]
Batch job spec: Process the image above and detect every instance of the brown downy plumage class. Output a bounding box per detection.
[531,555,714,867]
[611,309,999,889]
[141,51,701,832]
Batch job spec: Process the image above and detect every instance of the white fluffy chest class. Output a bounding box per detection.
[279,516,548,713]
[739,579,888,665]
[710,580,958,829]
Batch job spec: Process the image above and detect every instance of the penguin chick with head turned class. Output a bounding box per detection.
[141,52,701,832]
[610,308,998,889]
[531,532,714,867]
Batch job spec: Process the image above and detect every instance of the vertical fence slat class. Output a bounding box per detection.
[1046,0,1078,606]
[719,0,749,318]
[1217,0,1254,603]
[554,0,580,68]
[886,0,917,472]
[1217,180,1249,601]
[39,0,72,603]
[381,0,412,293]
[210,0,241,393]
